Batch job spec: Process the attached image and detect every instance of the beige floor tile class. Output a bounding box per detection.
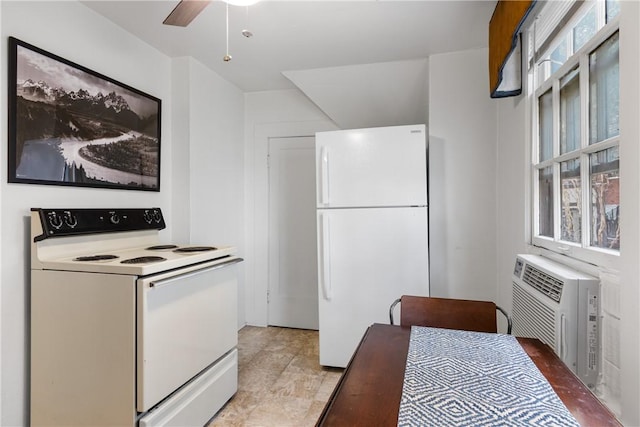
[314,372,342,402]
[208,391,260,426]
[249,349,297,372]
[284,353,325,375]
[209,325,344,427]
[263,337,304,353]
[238,365,282,393]
[303,400,328,426]
[269,371,325,400]
[237,344,263,366]
[244,395,313,427]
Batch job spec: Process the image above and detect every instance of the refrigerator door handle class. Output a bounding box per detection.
[319,213,332,300]
[320,146,330,205]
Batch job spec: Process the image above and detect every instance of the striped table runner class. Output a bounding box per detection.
[398,326,580,426]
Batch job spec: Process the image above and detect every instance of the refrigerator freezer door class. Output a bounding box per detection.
[317,207,429,368]
[316,125,427,208]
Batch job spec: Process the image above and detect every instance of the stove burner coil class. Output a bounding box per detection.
[146,245,179,250]
[74,254,119,262]
[121,256,167,264]
[174,246,217,253]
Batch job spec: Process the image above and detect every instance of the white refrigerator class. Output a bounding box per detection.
[316,124,430,368]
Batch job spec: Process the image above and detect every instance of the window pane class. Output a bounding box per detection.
[539,166,554,237]
[590,147,619,250]
[607,0,620,21]
[539,89,553,161]
[561,159,581,243]
[550,35,569,75]
[590,32,620,144]
[574,6,597,52]
[560,69,580,154]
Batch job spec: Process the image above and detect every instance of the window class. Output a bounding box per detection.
[530,0,619,267]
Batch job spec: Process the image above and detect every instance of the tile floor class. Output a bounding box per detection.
[208,326,343,427]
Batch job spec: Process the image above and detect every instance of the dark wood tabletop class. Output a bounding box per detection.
[316,323,621,427]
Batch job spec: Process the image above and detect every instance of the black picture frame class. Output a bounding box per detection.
[8,37,161,191]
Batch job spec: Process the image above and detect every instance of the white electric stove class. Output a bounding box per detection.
[30,207,242,427]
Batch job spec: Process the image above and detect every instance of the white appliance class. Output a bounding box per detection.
[511,254,600,389]
[316,124,430,368]
[30,208,242,426]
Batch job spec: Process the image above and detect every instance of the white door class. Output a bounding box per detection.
[316,124,427,208]
[268,137,319,329]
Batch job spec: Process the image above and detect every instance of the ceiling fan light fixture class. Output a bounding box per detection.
[224,0,260,6]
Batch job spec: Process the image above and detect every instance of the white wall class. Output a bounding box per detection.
[283,59,429,130]
[495,95,529,313]
[617,1,640,424]
[173,57,245,327]
[243,89,336,326]
[171,57,192,243]
[428,48,499,304]
[0,2,173,425]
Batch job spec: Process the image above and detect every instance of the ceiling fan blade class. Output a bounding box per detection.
[163,0,212,27]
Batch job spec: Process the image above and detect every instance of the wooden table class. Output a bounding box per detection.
[317,323,621,427]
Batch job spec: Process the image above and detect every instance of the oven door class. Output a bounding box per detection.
[136,257,240,412]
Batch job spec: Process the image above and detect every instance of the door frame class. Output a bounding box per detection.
[245,120,337,326]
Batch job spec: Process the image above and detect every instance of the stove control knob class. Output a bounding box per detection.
[48,212,63,230]
[63,211,78,229]
[153,209,162,223]
[143,210,153,224]
[109,212,121,225]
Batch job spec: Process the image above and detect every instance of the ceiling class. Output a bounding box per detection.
[82,0,497,93]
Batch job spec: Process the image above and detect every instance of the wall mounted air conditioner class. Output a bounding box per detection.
[512,254,600,390]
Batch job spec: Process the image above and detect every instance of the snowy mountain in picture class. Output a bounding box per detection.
[18,79,132,114]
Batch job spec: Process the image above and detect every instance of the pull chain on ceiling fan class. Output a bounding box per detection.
[223,2,232,62]
[163,0,258,62]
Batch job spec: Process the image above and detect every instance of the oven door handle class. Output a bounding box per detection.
[148,257,243,289]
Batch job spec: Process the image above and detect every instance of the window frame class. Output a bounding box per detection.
[528,1,620,270]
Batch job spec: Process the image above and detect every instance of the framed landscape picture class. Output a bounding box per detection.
[8,37,161,191]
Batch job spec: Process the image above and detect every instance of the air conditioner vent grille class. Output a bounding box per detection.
[522,264,564,302]
[512,282,556,349]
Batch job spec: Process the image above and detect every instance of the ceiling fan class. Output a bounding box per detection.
[163,0,259,27]
[163,0,212,27]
